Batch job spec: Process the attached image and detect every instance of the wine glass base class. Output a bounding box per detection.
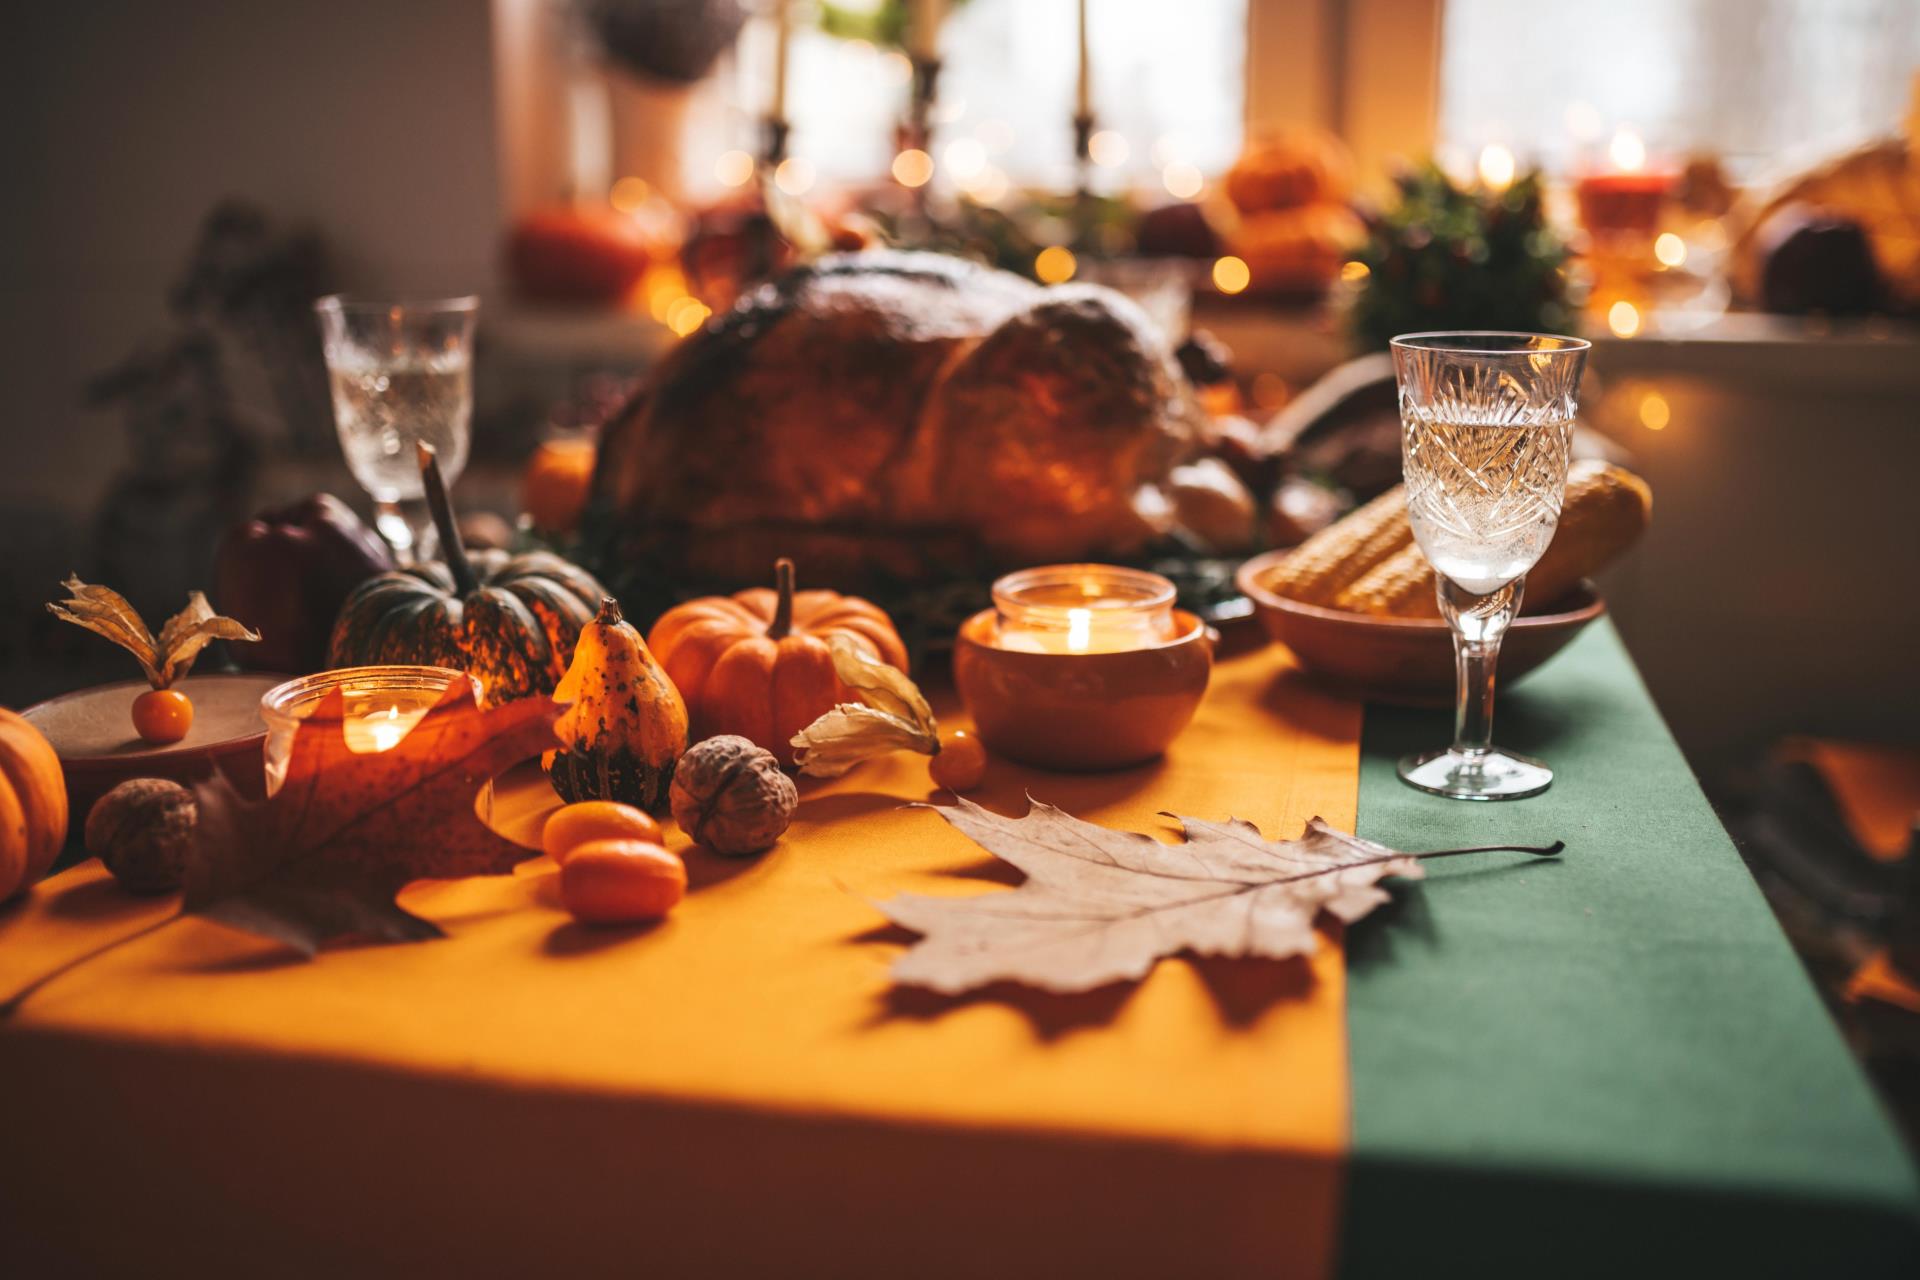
[1397,747,1552,801]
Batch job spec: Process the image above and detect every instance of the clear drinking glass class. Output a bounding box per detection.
[1391,331,1591,801]
[315,295,478,561]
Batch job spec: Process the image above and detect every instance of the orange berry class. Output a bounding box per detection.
[131,689,193,744]
[542,801,664,863]
[560,839,685,924]
[928,729,988,792]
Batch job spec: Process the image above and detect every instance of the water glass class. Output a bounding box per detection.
[1391,331,1590,801]
[316,295,478,561]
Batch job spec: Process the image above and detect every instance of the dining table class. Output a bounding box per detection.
[1,619,1914,1278]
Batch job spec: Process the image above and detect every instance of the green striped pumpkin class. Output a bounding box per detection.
[327,549,606,707]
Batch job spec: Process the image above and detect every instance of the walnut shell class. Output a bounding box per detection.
[669,735,796,857]
[85,777,196,895]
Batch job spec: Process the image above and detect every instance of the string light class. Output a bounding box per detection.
[774,157,816,196]
[892,148,934,187]
[1162,161,1203,199]
[1088,130,1129,168]
[715,150,755,187]
[1607,300,1642,338]
[1211,255,1251,295]
[1034,246,1077,284]
[1654,232,1687,268]
[1638,391,1670,431]
[609,177,650,212]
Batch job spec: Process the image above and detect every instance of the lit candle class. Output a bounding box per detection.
[260,666,474,794]
[1575,126,1675,238]
[1075,0,1091,119]
[342,701,432,754]
[989,565,1179,655]
[954,563,1213,771]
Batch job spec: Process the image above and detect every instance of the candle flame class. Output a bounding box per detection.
[371,704,404,753]
[1608,128,1646,174]
[1477,144,1516,192]
[1066,608,1092,654]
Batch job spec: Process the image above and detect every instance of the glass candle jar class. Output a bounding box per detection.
[259,665,474,795]
[988,564,1180,655]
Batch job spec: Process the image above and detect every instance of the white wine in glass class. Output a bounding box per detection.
[1392,331,1590,801]
[316,296,478,561]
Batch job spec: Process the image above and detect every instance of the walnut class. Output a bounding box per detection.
[669,736,797,857]
[85,778,196,895]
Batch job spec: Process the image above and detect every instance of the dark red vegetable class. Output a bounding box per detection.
[214,494,395,674]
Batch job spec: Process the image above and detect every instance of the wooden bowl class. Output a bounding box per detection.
[1235,551,1606,707]
[953,608,1214,771]
[21,673,283,819]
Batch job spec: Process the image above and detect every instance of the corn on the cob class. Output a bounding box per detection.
[1525,460,1653,607]
[1267,461,1651,617]
[1334,543,1440,617]
[1264,486,1410,605]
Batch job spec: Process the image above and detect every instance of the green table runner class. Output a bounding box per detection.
[1342,620,1920,1276]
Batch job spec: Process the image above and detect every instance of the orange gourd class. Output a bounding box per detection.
[648,559,909,766]
[0,708,68,900]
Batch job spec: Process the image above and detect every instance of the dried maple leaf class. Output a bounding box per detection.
[879,796,1562,994]
[181,677,562,956]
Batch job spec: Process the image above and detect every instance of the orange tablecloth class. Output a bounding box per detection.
[0,648,1359,1277]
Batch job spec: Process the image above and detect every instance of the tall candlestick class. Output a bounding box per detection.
[770,0,791,122]
[1075,0,1091,119]
[910,0,945,62]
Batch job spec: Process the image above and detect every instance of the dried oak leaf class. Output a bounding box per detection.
[182,678,561,956]
[880,797,1554,995]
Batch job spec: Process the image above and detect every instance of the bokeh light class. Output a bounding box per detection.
[1477,144,1515,191]
[1211,255,1251,294]
[1162,162,1203,199]
[1638,391,1671,431]
[892,148,935,187]
[1034,246,1077,284]
[774,157,816,196]
[609,177,651,213]
[1088,130,1130,168]
[715,150,755,188]
[1654,232,1687,268]
[1608,300,1642,338]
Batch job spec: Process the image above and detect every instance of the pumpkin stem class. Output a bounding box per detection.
[418,443,479,597]
[768,558,795,640]
[599,596,623,625]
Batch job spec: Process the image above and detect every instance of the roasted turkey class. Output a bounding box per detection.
[590,251,1224,587]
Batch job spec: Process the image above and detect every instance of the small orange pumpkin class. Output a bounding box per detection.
[0,708,69,901]
[649,559,908,765]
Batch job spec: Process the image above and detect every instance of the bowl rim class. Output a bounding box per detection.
[957,606,1211,654]
[1234,549,1606,631]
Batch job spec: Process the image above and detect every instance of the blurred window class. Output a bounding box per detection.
[1439,0,1920,178]
[728,0,1245,192]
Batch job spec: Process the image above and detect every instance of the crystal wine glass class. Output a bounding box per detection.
[316,295,478,561]
[1391,331,1591,801]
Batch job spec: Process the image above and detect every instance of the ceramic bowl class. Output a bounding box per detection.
[952,608,1214,771]
[1235,550,1606,707]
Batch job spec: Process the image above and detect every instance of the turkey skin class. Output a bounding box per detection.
[590,251,1212,586]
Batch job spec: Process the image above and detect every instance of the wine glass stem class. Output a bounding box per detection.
[1452,636,1500,756]
[1437,576,1523,758]
[374,499,436,565]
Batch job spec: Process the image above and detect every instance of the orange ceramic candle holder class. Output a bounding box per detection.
[953,566,1213,771]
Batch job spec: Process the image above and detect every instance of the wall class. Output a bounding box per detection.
[0,0,505,514]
